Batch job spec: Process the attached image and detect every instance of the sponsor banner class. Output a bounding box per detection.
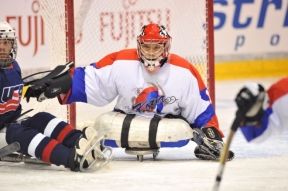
[214,0,288,57]
[0,0,287,74]
[0,0,47,72]
[72,0,208,66]
[0,0,208,72]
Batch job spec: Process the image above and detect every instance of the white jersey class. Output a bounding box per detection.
[60,49,221,134]
[241,77,288,142]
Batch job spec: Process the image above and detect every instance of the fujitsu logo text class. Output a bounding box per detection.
[6,0,44,56]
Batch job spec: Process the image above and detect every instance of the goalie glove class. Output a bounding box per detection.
[23,67,72,102]
[192,127,234,161]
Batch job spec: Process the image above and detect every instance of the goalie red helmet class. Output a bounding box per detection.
[137,23,171,73]
[0,21,17,68]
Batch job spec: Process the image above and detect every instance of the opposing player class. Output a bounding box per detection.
[235,77,288,142]
[25,23,231,160]
[0,21,103,171]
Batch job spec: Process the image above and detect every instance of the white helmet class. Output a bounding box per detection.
[0,21,17,68]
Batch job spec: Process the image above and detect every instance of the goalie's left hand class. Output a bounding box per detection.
[191,127,234,161]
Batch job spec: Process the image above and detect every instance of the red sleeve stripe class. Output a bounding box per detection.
[57,89,72,105]
[268,77,288,106]
[57,69,74,104]
[56,124,74,143]
[95,49,138,69]
[41,139,58,163]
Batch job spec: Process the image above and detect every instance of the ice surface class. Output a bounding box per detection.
[1,78,288,191]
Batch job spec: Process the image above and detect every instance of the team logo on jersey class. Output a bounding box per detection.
[0,84,23,114]
[132,84,164,113]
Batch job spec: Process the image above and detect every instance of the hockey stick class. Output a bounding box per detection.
[0,153,50,165]
[212,111,244,191]
[0,143,49,165]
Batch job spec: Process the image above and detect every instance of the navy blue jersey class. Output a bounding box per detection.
[1,61,81,170]
[0,60,23,129]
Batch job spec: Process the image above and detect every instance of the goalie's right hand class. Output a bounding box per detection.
[23,84,48,102]
[23,72,72,102]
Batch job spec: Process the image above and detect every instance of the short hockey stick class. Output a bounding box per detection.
[0,153,50,165]
[212,111,244,191]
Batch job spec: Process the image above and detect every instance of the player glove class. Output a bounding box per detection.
[235,83,265,126]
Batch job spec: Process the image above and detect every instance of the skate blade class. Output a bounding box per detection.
[124,148,160,162]
[79,136,113,172]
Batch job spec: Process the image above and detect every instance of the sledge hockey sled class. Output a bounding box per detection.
[125,148,160,162]
[0,142,50,165]
[94,111,235,162]
[0,153,50,165]
[94,111,193,161]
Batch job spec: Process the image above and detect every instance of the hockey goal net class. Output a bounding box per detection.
[33,0,215,126]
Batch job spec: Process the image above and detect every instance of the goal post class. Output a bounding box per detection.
[37,0,76,127]
[207,0,215,105]
[65,0,76,128]
[38,0,215,124]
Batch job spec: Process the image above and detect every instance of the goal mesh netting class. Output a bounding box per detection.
[29,0,215,125]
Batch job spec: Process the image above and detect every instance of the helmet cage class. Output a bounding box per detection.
[137,24,171,71]
[0,22,17,68]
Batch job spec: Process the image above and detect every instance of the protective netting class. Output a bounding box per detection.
[21,0,68,120]
[31,0,214,123]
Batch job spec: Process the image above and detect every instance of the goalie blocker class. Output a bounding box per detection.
[23,63,73,102]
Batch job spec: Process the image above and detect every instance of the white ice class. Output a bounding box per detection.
[1,78,288,191]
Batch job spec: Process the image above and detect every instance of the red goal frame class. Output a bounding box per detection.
[64,0,216,127]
